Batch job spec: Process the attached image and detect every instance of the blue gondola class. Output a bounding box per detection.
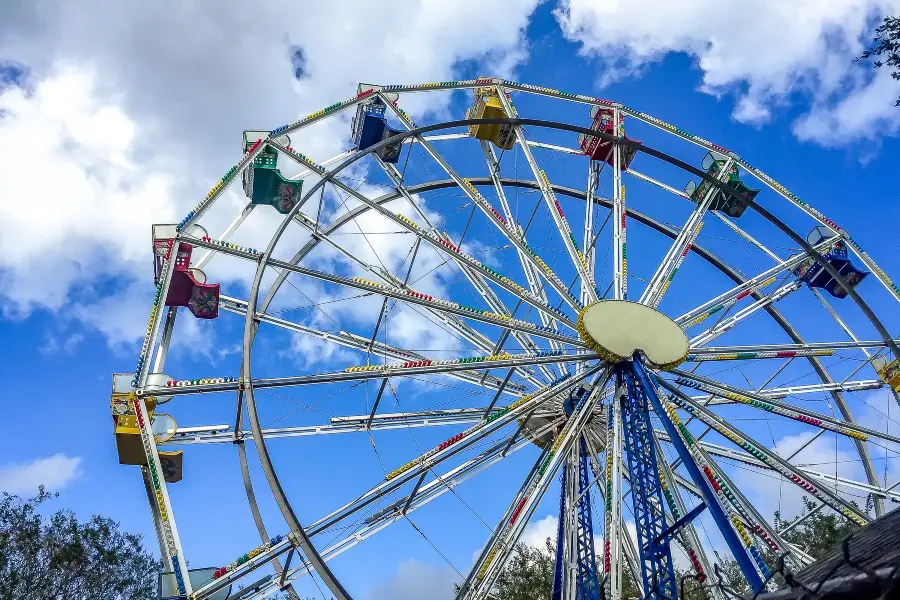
[793,226,868,298]
[351,95,404,164]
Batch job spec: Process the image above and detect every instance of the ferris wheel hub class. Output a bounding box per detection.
[577,300,688,369]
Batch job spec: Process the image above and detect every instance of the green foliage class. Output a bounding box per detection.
[455,539,555,600]
[855,15,900,106]
[0,487,160,600]
[775,496,861,560]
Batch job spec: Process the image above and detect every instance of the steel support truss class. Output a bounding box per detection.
[552,438,601,600]
[618,364,678,599]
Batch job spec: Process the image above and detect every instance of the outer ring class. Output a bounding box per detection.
[233,116,894,595]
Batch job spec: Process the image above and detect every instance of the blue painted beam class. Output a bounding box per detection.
[620,367,677,599]
[649,502,706,550]
[632,358,764,593]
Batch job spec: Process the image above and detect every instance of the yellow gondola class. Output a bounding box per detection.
[110,374,183,483]
[466,87,515,150]
[873,356,900,393]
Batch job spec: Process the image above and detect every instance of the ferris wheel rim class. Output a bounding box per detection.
[150,91,900,598]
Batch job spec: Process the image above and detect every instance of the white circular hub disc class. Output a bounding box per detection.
[577,300,688,369]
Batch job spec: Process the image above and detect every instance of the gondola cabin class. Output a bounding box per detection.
[873,356,900,393]
[578,106,639,169]
[351,84,404,163]
[153,225,220,319]
[466,87,515,150]
[111,374,183,483]
[683,151,760,218]
[793,226,868,299]
[241,131,303,214]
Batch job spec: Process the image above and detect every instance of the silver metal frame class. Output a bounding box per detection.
[125,80,900,599]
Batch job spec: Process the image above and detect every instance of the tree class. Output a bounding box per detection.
[454,539,555,600]
[855,15,900,106]
[775,496,861,560]
[0,487,160,600]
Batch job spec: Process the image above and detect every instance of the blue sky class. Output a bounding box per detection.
[2,2,900,599]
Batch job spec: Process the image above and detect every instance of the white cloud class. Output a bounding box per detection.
[0,454,83,495]
[521,513,558,549]
[0,64,176,316]
[370,558,457,600]
[554,0,900,143]
[794,68,900,145]
[0,0,542,344]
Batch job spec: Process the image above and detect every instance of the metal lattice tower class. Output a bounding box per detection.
[552,437,602,600]
[620,366,678,599]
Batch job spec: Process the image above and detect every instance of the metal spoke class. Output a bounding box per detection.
[610,109,627,301]
[284,210,548,388]
[656,377,871,525]
[269,140,577,332]
[146,352,596,397]
[166,408,538,445]
[670,368,900,445]
[689,280,802,347]
[377,96,584,313]
[689,339,900,356]
[184,232,583,350]
[653,437,722,597]
[492,87,597,304]
[480,141,568,377]
[640,158,734,307]
[602,384,624,600]
[461,377,609,600]
[675,237,836,328]
[374,154,559,383]
[656,432,900,504]
[200,423,556,600]
[307,369,599,537]
[219,296,530,393]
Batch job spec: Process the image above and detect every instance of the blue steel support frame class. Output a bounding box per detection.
[632,358,764,592]
[574,437,601,600]
[619,366,678,599]
[551,438,601,600]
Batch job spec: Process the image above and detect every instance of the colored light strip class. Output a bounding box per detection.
[685,349,834,362]
[674,377,867,441]
[349,277,575,337]
[345,350,563,374]
[132,393,187,594]
[213,535,285,579]
[667,394,867,526]
[133,239,174,387]
[199,236,259,256]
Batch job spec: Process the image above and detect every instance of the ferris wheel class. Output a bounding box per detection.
[110,78,900,600]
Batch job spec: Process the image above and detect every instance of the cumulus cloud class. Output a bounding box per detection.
[554,0,900,143]
[370,558,457,600]
[521,513,558,549]
[0,0,543,345]
[0,454,83,494]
